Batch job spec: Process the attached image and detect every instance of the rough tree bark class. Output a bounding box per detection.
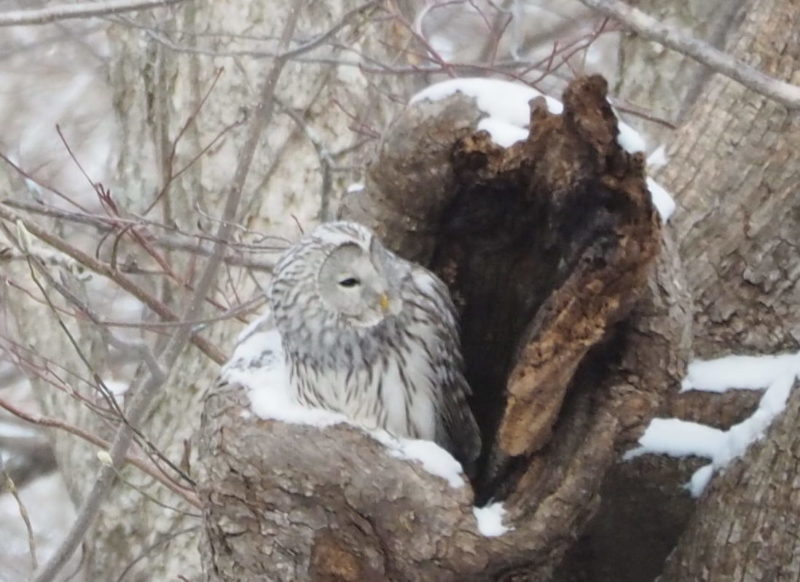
[660,377,800,581]
[559,0,800,580]
[198,75,691,581]
[655,0,800,577]
[666,0,800,356]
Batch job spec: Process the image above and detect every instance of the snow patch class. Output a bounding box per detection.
[346,182,365,194]
[681,353,800,393]
[236,310,273,343]
[411,77,564,122]
[373,431,464,488]
[616,120,646,153]
[628,351,800,496]
[410,77,562,147]
[410,78,646,152]
[687,464,714,497]
[476,118,529,148]
[410,77,662,229]
[625,418,725,461]
[647,145,668,168]
[646,177,676,222]
[228,329,346,428]
[473,502,511,537]
[226,327,336,424]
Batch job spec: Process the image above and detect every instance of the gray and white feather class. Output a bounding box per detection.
[221,221,481,470]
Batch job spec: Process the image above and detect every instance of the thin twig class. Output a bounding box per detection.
[104,465,201,517]
[0,335,123,424]
[0,152,92,214]
[279,101,336,221]
[114,527,199,582]
[96,295,265,331]
[2,198,287,269]
[144,67,226,216]
[578,0,800,109]
[5,222,132,424]
[50,127,240,318]
[0,203,225,364]
[0,0,186,27]
[1,456,38,572]
[0,398,199,507]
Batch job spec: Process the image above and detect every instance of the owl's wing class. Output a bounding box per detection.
[437,373,482,476]
[411,267,482,474]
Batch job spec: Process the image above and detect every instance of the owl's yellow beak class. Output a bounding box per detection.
[378,293,391,314]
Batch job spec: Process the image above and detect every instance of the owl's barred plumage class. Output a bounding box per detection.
[226,221,481,472]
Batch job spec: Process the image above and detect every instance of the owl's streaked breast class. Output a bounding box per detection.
[286,312,439,441]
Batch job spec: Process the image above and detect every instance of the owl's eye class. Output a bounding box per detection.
[338,277,360,288]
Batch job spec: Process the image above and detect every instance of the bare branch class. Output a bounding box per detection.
[0,0,186,27]
[0,203,226,364]
[2,230,199,493]
[2,199,285,271]
[578,0,800,109]
[280,0,379,60]
[0,457,38,571]
[279,102,335,220]
[0,398,199,507]
[32,5,304,581]
[114,526,199,582]
[23,245,164,383]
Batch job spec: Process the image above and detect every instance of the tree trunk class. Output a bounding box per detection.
[655,0,800,577]
[558,0,800,580]
[665,0,800,356]
[3,0,797,579]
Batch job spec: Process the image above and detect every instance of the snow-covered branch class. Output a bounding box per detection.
[578,0,800,109]
[0,0,185,27]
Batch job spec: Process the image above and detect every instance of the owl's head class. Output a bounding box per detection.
[270,222,406,330]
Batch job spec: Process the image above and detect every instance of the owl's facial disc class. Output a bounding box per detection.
[318,241,397,326]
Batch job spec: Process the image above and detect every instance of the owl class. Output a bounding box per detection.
[221,221,481,472]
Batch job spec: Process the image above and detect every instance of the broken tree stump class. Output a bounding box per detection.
[199,75,691,581]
